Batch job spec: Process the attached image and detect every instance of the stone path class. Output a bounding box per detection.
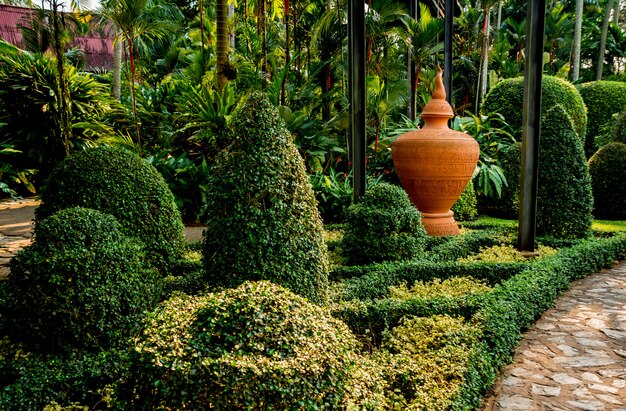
[0,197,205,280]
[482,262,626,411]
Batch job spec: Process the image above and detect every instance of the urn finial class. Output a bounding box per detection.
[432,65,446,100]
[420,65,454,124]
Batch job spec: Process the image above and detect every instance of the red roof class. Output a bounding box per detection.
[0,4,114,70]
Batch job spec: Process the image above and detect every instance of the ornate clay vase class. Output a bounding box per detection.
[392,67,479,236]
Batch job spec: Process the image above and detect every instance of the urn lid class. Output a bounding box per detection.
[420,66,454,120]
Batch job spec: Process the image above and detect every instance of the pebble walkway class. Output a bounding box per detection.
[483,261,626,410]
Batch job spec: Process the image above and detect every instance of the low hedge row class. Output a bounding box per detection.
[450,233,626,409]
[334,260,529,302]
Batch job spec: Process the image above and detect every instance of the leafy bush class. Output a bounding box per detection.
[0,45,120,183]
[3,207,160,353]
[451,182,478,221]
[202,92,329,303]
[481,75,587,144]
[588,142,626,219]
[610,107,626,145]
[458,244,557,263]
[380,315,482,410]
[496,142,522,218]
[342,183,427,265]
[145,150,210,223]
[389,277,491,300]
[115,281,384,410]
[35,146,187,270]
[577,81,626,156]
[536,105,593,238]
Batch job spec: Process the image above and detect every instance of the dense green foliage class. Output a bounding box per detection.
[452,182,478,221]
[536,105,594,238]
[35,146,187,270]
[497,142,522,218]
[610,107,626,145]
[0,46,120,184]
[588,142,626,219]
[3,208,159,353]
[481,76,587,144]
[202,93,329,303]
[115,281,384,410]
[577,81,626,156]
[342,183,427,265]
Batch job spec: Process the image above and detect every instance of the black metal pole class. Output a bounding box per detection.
[444,0,453,105]
[518,0,546,253]
[409,0,417,120]
[349,0,366,202]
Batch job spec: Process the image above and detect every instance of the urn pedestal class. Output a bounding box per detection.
[392,69,479,236]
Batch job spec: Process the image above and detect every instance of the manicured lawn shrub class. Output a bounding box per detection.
[498,141,522,218]
[481,75,587,144]
[115,281,384,410]
[202,92,329,303]
[536,105,593,238]
[3,207,160,353]
[342,183,427,265]
[452,181,478,222]
[577,80,626,156]
[35,146,187,270]
[609,107,626,145]
[458,244,557,263]
[588,142,626,219]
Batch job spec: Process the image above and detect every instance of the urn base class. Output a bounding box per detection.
[421,211,460,236]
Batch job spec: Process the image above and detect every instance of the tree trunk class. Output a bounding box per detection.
[597,0,615,80]
[112,37,122,100]
[281,0,290,105]
[128,36,141,150]
[479,6,491,109]
[216,0,229,92]
[199,0,206,71]
[258,0,268,80]
[496,0,502,30]
[572,0,583,81]
[50,0,71,158]
[614,0,620,24]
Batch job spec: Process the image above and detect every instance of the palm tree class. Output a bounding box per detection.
[99,0,176,149]
[403,3,444,119]
[572,0,584,81]
[217,0,229,92]
[597,0,616,79]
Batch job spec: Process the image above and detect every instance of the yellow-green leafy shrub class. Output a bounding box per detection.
[389,277,492,300]
[451,181,478,222]
[115,281,384,410]
[380,315,482,409]
[459,244,557,263]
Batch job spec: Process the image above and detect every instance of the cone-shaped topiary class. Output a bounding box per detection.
[4,207,160,353]
[589,142,626,219]
[577,80,626,157]
[536,105,593,238]
[202,92,328,303]
[35,146,186,271]
[482,76,587,144]
[114,281,384,410]
[342,183,427,265]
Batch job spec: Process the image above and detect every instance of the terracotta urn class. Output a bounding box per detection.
[392,67,479,236]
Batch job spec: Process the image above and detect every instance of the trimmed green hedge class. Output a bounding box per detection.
[35,146,187,271]
[576,80,626,157]
[482,76,587,144]
[452,182,478,222]
[451,233,626,409]
[588,142,626,219]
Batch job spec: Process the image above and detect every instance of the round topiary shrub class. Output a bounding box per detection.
[482,75,587,144]
[115,281,384,410]
[536,105,593,238]
[35,146,186,270]
[497,141,522,218]
[342,183,427,265]
[588,142,626,219]
[4,207,160,353]
[451,181,478,222]
[577,80,626,157]
[202,92,328,303]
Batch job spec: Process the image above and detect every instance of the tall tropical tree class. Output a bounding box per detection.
[597,0,616,79]
[217,0,229,92]
[572,0,584,81]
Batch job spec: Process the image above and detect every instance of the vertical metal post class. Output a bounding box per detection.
[444,0,454,105]
[518,0,546,253]
[409,0,418,120]
[349,0,366,202]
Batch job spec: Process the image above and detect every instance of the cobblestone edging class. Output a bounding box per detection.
[483,262,626,410]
